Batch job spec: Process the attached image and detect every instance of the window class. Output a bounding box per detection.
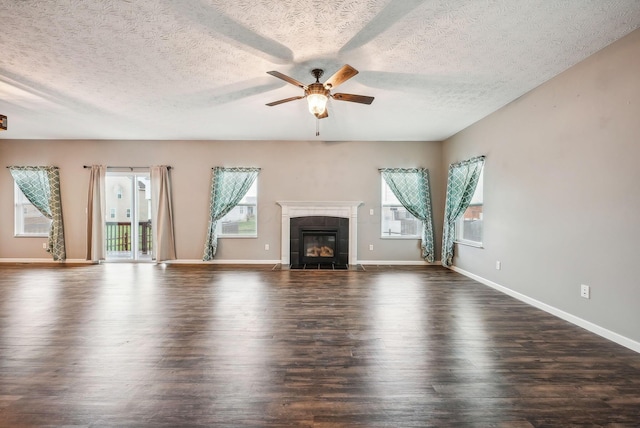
[14,183,51,237]
[455,167,484,245]
[126,208,131,218]
[110,208,116,219]
[381,177,420,238]
[217,179,258,237]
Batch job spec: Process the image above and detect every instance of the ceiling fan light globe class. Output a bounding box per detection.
[307,93,328,116]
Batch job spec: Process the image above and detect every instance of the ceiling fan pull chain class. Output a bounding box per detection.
[316,118,320,136]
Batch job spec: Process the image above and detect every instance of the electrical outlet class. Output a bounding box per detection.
[580,284,590,299]
[369,208,374,215]
[42,243,47,249]
[264,244,269,251]
[496,260,501,270]
[369,244,374,251]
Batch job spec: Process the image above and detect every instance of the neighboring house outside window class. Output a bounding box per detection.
[380,177,420,238]
[217,180,258,237]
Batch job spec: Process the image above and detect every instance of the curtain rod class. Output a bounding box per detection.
[83,165,171,170]
[378,167,425,171]
[450,155,485,168]
[211,167,261,170]
[6,166,58,168]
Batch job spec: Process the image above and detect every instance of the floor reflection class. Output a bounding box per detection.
[1,271,60,371]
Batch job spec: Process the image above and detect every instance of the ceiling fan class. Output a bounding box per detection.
[265,64,374,120]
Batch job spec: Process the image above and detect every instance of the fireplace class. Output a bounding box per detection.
[290,216,349,269]
[276,201,363,269]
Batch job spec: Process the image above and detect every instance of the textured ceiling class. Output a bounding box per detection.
[1,0,640,141]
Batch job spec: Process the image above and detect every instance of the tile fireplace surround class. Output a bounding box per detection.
[276,201,363,269]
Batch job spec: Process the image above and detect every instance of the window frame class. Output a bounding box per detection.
[13,182,51,238]
[454,167,484,247]
[380,176,421,239]
[217,179,258,238]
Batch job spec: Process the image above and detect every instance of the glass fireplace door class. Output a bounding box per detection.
[301,230,339,265]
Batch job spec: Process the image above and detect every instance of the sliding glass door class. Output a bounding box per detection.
[105,172,152,261]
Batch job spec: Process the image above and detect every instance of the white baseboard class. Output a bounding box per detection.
[173,259,440,266]
[0,258,282,265]
[0,258,94,264]
[358,260,440,266]
[164,259,282,265]
[1,258,440,266]
[449,265,640,354]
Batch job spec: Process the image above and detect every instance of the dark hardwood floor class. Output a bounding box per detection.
[0,264,638,427]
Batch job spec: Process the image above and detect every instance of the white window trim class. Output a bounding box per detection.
[381,235,421,240]
[454,238,484,248]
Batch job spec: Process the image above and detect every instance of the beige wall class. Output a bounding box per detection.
[443,29,640,343]
[0,140,443,262]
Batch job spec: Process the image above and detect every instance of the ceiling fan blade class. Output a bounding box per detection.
[324,64,359,89]
[266,71,306,88]
[316,109,329,119]
[332,93,375,105]
[266,96,304,106]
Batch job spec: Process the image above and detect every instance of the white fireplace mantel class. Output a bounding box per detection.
[276,201,363,268]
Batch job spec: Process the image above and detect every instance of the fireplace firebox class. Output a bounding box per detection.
[301,229,339,265]
[290,216,349,269]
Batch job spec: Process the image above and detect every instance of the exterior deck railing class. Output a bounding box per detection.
[106,221,152,254]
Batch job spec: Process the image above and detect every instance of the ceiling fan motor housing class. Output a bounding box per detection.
[306,82,329,97]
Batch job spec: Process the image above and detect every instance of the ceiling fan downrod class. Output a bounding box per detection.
[311,68,324,82]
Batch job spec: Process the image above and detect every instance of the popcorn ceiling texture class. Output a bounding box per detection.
[1,0,639,140]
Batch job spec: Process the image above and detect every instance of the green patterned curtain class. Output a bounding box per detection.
[203,167,260,261]
[442,156,485,267]
[9,166,66,261]
[380,168,435,262]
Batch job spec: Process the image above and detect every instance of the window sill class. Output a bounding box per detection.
[14,234,49,238]
[455,240,483,248]
[380,236,420,240]
[218,235,258,239]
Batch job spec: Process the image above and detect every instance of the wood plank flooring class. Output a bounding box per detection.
[0,264,638,427]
